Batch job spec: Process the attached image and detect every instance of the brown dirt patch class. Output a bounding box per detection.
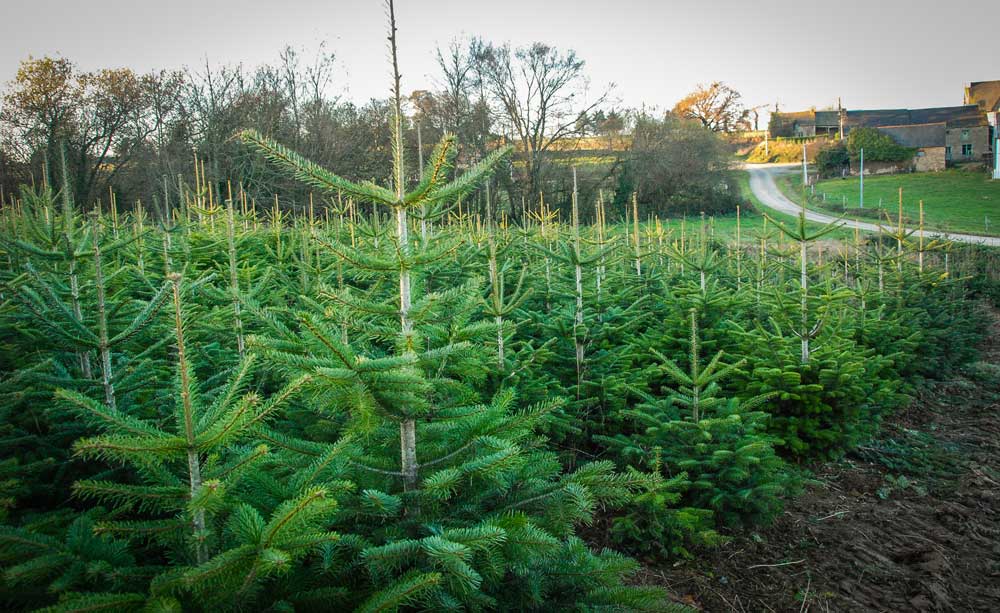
[641,308,1000,612]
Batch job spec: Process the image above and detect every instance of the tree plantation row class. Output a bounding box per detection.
[0,139,994,610]
[2,4,998,610]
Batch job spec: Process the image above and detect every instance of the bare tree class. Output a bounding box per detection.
[433,40,475,134]
[673,81,751,133]
[1,56,180,206]
[470,40,612,200]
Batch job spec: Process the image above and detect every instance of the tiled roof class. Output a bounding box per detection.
[909,106,985,128]
[844,109,911,128]
[775,110,815,121]
[876,122,946,148]
[772,111,814,125]
[814,111,840,127]
[846,106,986,129]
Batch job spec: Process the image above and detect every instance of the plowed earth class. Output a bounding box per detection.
[643,309,1000,612]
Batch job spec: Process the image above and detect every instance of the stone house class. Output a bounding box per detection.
[768,108,843,137]
[965,81,1000,112]
[768,110,817,137]
[943,124,991,163]
[769,83,997,170]
[964,81,999,172]
[907,106,989,164]
[828,106,989,166]
[874,123,947,172]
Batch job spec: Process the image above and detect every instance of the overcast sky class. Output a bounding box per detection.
[2,0,999,124]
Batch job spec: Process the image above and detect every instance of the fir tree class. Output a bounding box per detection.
[234,2,673,609]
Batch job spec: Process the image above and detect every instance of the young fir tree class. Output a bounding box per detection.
[598,309,792,551]
[2,155,173,408]
[233,2,677,610]
[0,175,181,536]
[35,272,314,610]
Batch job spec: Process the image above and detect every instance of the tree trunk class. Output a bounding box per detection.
[171,275,206,564]
[92,224,115,410]
[800,240,809,364]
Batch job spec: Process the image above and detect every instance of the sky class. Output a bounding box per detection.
[2,0,999,126]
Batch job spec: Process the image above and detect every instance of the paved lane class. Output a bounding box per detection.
[744,164,1000,247]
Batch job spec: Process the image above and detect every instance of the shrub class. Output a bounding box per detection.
[738,329,903,460]
[609,468,724,560]
[846,127,914,162]
[815,141,849,176]
[598,311,794,557]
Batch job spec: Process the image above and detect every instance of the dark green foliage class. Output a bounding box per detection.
[846,127,915,162]
[0,171,989,607]
[0,31,992,607]
[608,469,722,560]
[598,310,793,557]
[815,141,850,176]
[737,329,899,459]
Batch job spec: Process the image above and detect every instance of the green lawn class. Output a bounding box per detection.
[622,172,855,247]
[807,169,1000,236]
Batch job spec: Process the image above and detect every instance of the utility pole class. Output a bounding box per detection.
[838,97,845,140]
[859,148,864,208]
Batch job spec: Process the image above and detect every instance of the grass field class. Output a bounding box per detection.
[804,169,1000,236]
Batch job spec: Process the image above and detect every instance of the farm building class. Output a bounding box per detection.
[846,106,990,165]
[965,80,1000,112]
[813,110,841,136]
[768,110,819,137]
[873,123,947,172]
[770,102,993,166]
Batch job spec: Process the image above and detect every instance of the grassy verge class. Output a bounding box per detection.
[784,169,1000,237]
[624,172,856,246]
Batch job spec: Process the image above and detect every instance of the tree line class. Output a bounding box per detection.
[1,40,751,222]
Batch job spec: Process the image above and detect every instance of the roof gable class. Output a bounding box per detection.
[966,81,1000,112]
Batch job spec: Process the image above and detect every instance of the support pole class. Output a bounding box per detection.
[994,133,1000,180]
[802,143,808,186]
[859,148,864,208]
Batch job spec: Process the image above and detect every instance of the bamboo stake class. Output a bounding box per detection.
[632,191,641,277]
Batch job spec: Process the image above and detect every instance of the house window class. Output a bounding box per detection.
[961,129,970,141]
[962,144,973,157]
[946,145,952,160]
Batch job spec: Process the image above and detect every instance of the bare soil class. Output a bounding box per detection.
[643,312,1000,612]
